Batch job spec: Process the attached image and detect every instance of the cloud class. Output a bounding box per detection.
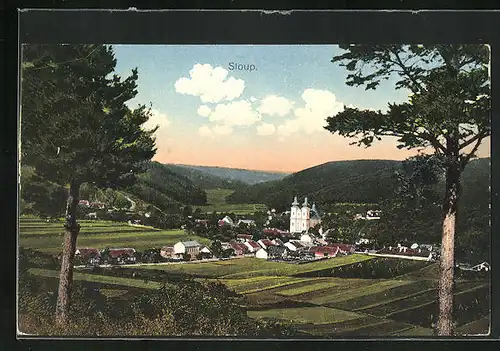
[198,125,214,138]
[250,96,258,102]
[197,105,212,117]
[277,89,344,137]
[142,109,172,133]
[174,63,245,103]
[256,122,276,136]
[208,100,261,127]
[212,125,233,135]
[258,95,295,117]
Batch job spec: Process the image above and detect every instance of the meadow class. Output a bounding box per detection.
[19,217,490,337]
[195,188,268,214]
[19,217,210,254]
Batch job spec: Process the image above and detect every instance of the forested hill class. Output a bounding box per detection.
[127,161,208,211]
[169,164,289,185]
[226,158,490,212]
[162,164,247,190]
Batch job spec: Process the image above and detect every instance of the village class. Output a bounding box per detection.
[70,195,482,271]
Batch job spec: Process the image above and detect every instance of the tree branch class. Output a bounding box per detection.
[389,48,426,93]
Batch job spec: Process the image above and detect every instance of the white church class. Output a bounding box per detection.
[289,196,322,234]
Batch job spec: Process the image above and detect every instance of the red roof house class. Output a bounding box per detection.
[244,240,261,253]
[229,242,248,256]
[258,239,275,249]
[310,246,339,258]
[237,234,253,241]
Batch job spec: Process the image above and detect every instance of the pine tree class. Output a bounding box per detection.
[21,44,157,325]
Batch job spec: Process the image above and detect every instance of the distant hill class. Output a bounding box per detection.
[167,164,289,185]
[162,164,247,190]
[226,158,490,212]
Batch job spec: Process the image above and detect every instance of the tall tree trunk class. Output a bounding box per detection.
[55,179,81,326]
[436,162,461,336]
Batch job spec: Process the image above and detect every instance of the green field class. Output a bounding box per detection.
[195,188,268,214]
[19,217,490,337]
[19,218,210,254]
[248,306,364,325]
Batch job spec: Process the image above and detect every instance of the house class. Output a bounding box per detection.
[330,243,355,255]
[255,248,268,259]
[310,246,339,258]
[229,241,248,256]
[366,210,381,220]
[90,201,106,209]
[263,228,292,238]
[236,234,253,242]
[472,262,490,272]
[315,238,328,246]
[221,242,232,251]
[244,240,261,253]
[284,240,305,252]
[272,238,284,246]
[160,246,175,259]
[174,240,201,257]
[198,246,213,259]
[218,216,235,227]
[300,233,316,245]
[268,245,289,259]
[78,200,90,207]
[237,219,256,227]
[258,239,275,250]
[75,248,100,265]
[108,248,136,264]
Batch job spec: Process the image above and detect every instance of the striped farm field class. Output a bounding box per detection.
[276,280,338,297]
[306,279,413,306]
[248,306,364,325]
[218,276,313,294]
[28,268,162,289]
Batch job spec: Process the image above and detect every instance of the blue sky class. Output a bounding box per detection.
[110,45,489,172]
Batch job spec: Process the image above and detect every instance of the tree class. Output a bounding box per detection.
[21,44,157,325]
[371,155,443,246]
[325,44,490,335]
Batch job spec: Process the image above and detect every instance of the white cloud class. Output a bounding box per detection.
[142,109,172,133]
[197,105,212,117]
[258,95,295,117]
[198,125,214,138]
[277,89,344,137]
[256,122,276,136]
[250,96,258,102]
[212,124,233,135]
[174,63,245,103]
[208,100,261,127]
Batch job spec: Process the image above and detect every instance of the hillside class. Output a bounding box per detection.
[169,164,289,185]
[127,161,207,211]
[162,164,247,190]
[226,158,490,212]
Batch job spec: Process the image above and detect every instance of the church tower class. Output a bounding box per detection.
[290,196,300,233]
[300,197,311,232]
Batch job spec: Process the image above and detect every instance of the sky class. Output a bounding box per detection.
[112,45,490,173]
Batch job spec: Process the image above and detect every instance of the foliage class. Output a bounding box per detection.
[18,271,296,337]
[21,44,157,190]
[20,166,68,218]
